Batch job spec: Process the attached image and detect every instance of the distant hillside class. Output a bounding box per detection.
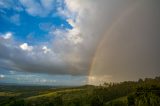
[0,76,160,106]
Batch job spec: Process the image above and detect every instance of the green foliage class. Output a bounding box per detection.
[5,99,26,106]
[106,100,127,106]
[0,76,160,106]
[135,93,160,106]
[127,94,135,106]
[52,95,63,106]
[128,83,160,106]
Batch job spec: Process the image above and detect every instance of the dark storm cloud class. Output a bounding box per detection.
[90,0,160,83]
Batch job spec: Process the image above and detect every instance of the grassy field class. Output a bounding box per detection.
[0,85,94,106]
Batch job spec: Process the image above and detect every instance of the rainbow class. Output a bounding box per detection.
[87,1,142,84]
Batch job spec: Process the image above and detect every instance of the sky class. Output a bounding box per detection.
[0,0,160,86]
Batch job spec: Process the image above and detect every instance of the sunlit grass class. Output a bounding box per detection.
[26,88,84,100]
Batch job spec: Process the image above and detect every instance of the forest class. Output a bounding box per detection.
[0,76,160,106]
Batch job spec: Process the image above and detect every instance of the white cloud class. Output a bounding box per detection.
[67,19,75,27]
[65,0,81,13]
[0,74,5,79]
[0,0,23,11]
[67,27,83,44]
[42,46,51,54]
[2,32,12,39]
[20,43,33,51]
[40,0,55,11]
[19,0,56,17]
[19,0,43,16]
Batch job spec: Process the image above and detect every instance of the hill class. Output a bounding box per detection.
[0,77,160,106]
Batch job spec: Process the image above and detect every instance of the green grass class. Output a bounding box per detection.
[26,88,85,100]
[0,92,21,96]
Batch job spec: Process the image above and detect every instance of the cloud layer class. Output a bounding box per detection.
[89,0,160,84]
[0,0,160,84]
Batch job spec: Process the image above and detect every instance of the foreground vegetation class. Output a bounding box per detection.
[0,76,160,106]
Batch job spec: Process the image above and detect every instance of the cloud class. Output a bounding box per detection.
[0,0,23,11]
[0,0,159,84]
[19,0,55,17]
[20,43,33,51]
[62,0,160,82]
[0,0,58,17]
[0,9,21,26]
[67,19,75,27]
[1,32,12,40]
[67,27,82,44]
[42,46,51,54]
[40,0,55,11]
[88,0,160,83]
[2,71,86,85]
[19,0,43,16]
[0,74,5,79]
